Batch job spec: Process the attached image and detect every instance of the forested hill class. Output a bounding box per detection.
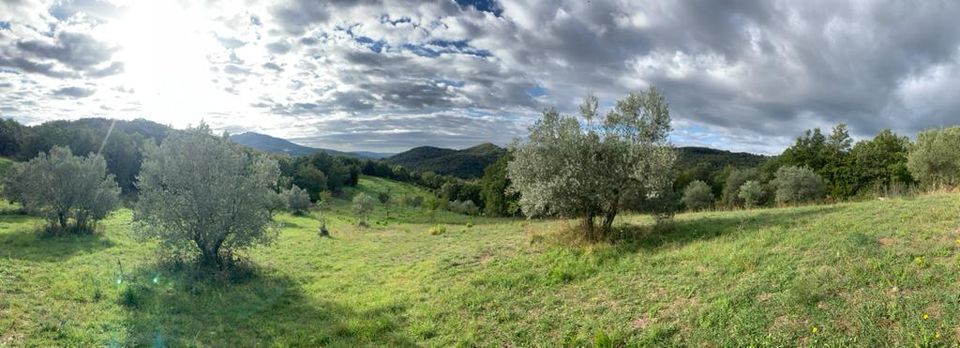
[384,143,507,179]
[383,144,766,180]
[229,132,392,159]
[676,146,769,171]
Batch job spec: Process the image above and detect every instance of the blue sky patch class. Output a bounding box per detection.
[0,22,10,30]
[356,36,387,53]
[526,86,548,97]
[380,15,413,26]
[455,0,503,17]
[435,78,466,88]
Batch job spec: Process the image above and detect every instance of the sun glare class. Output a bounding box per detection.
[104,1,225,127]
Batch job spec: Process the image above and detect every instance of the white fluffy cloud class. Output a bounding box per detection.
[2,0,960,153]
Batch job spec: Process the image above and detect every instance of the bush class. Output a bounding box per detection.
[737,180,764,208]
[1,146,120,233]
[447,199,480,215]
[682,180,713,211]
[773,166,824,204]
[907,126,960,188]
[285,184,312,215]
[133,125,281,267]
[721,168,758,207]
[429,224,446,235]
[402,195,423,207]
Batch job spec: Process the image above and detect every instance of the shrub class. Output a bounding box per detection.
[737,180,764,208]
[721,168,758,207]
[907,126,960,188]
[285,184,312,215]
[1,145,120,233]
[462,200,480,215]
[402,195,423,207]
[133,125,281,267]
[773,166,824,204]
[447,199,480,215]
[682,180,713,211]
[429,224,446,235]
[352,192,377,226]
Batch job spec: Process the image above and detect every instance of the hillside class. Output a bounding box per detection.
[3,179,959,346]
[229,132,392,159]
[385,143,507,178]
[676,146,769,171]
[385,144,766,179]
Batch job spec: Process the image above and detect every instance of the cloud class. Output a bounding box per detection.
[53,86,95,98]
[16,31,118,70]
[5,0,960,153]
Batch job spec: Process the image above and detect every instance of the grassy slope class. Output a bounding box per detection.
[2,177,960,346]
[0,156,12,175]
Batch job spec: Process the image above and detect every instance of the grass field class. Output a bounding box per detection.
[3,176,960,346]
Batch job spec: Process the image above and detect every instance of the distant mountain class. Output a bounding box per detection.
[347,151,396,159]
[229,132,392,159]
[676,146,768,171]
[385,143,507,179]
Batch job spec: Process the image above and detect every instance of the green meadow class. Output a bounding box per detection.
[3,176,960,346]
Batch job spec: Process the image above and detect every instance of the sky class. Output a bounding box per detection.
[2,0,960,154]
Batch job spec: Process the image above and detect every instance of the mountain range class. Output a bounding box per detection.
[232,131,769,179]
[229,132,393,159]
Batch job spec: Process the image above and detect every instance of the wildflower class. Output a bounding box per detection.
[935,331,941,339]
[922,313,929,320]
[811,326,818,334]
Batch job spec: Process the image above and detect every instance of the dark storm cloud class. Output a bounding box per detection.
[0,55,76,78]
[16,31,117,70]
[3,30,122,78]
[52,86,95,98]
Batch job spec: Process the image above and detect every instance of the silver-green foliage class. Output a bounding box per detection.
[907,126,960,188]
[773,166,824,204]
[285,184,312,215]
[682,180,713,211]
[1,146,119,233]
[133,125,281,266]
[353,192,377,225]
[449,199,480,215]
[737,180,764,208]
[507,87,676,236]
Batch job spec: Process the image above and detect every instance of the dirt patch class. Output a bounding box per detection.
[631,317,652,330]
[925,304,942,319]
[475,251,494,265]
[878,237,895,246]
[756,292,773,303]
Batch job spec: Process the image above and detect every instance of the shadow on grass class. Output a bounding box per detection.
[610,205,843,252]
[0,218,115,262]
[117,263,415,347]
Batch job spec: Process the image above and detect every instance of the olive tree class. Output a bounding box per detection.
[737,180,764,208]
[507,88,676,238]
[907,126,960,188]
[133,125,281,267]
[773,166,824,204]
[285,184,312,215]
[353,192,377,226]
[682,180,713,211]
[1,146,119,233]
